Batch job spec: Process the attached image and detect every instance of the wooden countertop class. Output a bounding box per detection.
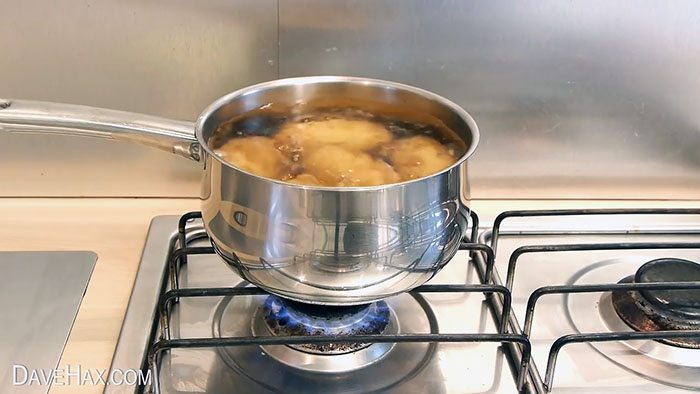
[2,198,700,394]
[1,198,198,394]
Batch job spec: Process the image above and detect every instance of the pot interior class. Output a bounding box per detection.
[196,77,478,167]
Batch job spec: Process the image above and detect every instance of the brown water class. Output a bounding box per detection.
[209,107,465,187]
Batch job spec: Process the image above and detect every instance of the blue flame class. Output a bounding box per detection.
[263,296,390,336]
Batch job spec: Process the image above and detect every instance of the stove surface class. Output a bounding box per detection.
[106,210,700,394]
[479,211,700,393]
[106,215,518,394]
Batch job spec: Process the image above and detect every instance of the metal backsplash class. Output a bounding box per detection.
[0,0,278,197]
[2,0,700,199]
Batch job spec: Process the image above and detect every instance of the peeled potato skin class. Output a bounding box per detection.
[213,136,289,179]
[303,145,400,186]
[275,118,392,153]
[387,135,456,180]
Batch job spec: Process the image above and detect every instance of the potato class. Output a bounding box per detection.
[275,118,392,154]
[214,136,290,179]
[303,145,400,186]
[385,135,456,180]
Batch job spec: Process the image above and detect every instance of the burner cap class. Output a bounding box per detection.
[612,258,700,349]
[262,295,391,354]
[635,258,700,320]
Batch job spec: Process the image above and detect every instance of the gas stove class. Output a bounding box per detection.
[105,209,700,394]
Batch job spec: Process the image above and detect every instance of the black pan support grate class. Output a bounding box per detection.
[476,209,700,393]
[146,211,532,394]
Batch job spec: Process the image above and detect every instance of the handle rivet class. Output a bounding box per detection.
[0,100,11,109]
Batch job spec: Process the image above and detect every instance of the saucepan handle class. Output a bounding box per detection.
[0,98,201,161]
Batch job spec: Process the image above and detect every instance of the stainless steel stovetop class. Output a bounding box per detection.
[105,209,700,394]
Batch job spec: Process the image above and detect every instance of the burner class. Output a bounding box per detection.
[567,257,700,390]
[262,295,391,354]
[216,291,434,387]
[612,258,700,349]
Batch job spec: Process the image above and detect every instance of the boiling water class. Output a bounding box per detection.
[209,107,466,186]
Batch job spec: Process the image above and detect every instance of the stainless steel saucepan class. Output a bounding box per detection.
[0,76,479,305]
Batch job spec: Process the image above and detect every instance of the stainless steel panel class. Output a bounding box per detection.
[0,0,277,197]
[5,1,700,198]
[0,251,96,394]
[279,0,700,199]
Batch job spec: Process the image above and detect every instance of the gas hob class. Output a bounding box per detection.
[105,209,700,394]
